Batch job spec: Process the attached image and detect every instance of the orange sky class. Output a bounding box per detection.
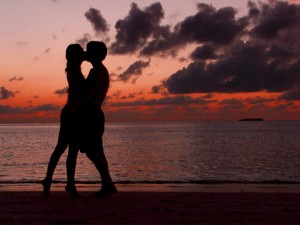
[0,0,299,123]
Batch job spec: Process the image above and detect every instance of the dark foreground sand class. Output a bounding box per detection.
[1,186,300,225]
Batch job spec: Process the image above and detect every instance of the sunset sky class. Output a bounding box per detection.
[1,0,300,123]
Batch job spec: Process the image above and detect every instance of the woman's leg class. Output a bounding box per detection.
[44,142,68,180]
[42,134,68,194]
[65,144,79,196]
[43,108,69,194]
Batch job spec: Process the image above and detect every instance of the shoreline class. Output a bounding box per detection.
[1,182,300,193]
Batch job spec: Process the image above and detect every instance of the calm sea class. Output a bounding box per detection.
[0,121,300,185]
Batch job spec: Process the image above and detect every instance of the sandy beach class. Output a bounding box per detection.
[1,184,300,225]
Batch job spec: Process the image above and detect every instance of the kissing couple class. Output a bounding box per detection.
[42,41,117,197]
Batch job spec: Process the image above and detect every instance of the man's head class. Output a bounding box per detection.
[86,41,107,62]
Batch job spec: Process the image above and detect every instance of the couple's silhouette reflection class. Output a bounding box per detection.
[43,41,117,197]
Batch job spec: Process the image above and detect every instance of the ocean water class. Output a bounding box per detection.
[0,121,300,185]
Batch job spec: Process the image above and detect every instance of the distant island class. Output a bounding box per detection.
[239,118,264,121]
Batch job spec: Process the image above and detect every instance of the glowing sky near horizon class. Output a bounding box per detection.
[0,0,299,123]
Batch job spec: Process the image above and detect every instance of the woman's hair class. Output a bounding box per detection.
[65,44,84,73]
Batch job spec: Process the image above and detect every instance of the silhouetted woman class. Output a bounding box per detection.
[80,41,117,196]
[42,44,85,196]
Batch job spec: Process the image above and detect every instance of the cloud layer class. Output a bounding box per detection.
[5,1,299,123]
[158,1,300,98]
[97,1,299,101]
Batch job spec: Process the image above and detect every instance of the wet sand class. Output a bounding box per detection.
[1,184,300,225]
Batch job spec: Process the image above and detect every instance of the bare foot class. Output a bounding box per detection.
[42,179,51,196]
[91,186,117,198]
[65,184,78,197]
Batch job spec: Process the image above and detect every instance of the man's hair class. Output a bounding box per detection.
[87,41,107,61]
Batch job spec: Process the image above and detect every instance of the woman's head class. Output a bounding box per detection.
[66,44,85,64]
[65,44,85,72]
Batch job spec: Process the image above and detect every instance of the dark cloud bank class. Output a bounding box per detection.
[0,104,59,114]
[99,1,300,101]
[118,59,150,83]
[0,87,16,100]
[84,8,109,36]
[76,7,109,46]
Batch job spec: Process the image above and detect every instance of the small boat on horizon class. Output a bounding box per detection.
[239,118,264,121]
